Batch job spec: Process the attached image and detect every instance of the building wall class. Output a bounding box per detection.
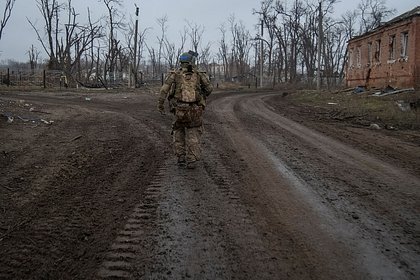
[346,16,420,89]
[415,17,420,89]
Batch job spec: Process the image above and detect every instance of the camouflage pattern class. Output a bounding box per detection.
[173,103,203,128]
[176,71,200,103]
[173,126,203,163]
[158,66,212,108]
[158,64,213,164]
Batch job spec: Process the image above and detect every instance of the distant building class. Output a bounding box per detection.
[346,6,420,89]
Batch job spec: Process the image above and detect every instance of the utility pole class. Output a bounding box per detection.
[317,0,323,90]
[133,5,139,88]
[260,19,264,88]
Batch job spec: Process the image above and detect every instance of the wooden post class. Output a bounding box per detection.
[133,6,139,88]
[317,1,323,90]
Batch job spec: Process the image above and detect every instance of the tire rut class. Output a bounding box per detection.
[97,165,168,279]
[206,92,419,279]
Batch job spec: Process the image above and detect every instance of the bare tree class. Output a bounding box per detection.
[145,44,157,78]
[28,0,62,69]
[229,17,251,82]
[199,42,212,73]
[216,15,251,84]
[218,23,230,81]
[0,0,15,41]
[29,0,103,85]
[254,0,278,80]
[298,2,318,83]
[27,45,40,71]
[358,0,395,34]
[82,8,105,86]
[185,21,204,54]
[163,30,186,69]
[60,1,103,85]
[101,0,125,85]
[156,15,168,74]
[336,10,358,78]
[251,0,351,88]
[126,20,149,84]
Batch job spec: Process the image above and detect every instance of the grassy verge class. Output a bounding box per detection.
[289,89,420,130]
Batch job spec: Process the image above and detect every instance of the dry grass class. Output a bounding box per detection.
[290,89,420,129]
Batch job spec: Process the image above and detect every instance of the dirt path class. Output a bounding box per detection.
[0,90,419,279]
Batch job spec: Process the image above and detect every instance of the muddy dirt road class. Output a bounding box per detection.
[1,90,419,279]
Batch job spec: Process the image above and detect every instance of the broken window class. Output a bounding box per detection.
[389,34,395,60]
[367,42,372,64]
[401,31,408,58]
[374,39,381,62]
[349,48,354,66]
[356,46,361,67]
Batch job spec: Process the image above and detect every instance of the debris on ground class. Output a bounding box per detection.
[353,86,366,94]
[29,107,51,114]
[1,112,14,123]
[372,87,415,97]
[71,135,83,141]
[40,119,54,125]
[1,112,53,125]
[369,123,381,130]
[333,88,354,94]
[396,100,412,112]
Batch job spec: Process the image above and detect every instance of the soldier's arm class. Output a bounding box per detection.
[198,72,213,97]
[158,72,175,107]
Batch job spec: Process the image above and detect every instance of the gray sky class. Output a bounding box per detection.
[0,0,419,62]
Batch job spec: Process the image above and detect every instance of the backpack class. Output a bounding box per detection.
[175,71,200,103]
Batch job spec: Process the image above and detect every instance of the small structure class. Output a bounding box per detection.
[346,6,420,89]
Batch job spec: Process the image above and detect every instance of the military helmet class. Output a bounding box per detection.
[179,50,198,65]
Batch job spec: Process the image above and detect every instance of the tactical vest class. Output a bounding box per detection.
[174,71,200,103]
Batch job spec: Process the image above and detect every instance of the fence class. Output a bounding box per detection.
[0,68,346,90]
[0,68,140,89]
[0,69,67,88]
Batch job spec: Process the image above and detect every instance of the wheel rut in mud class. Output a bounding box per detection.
[0,90,419,279]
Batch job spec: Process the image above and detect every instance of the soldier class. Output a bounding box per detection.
[158,51,213,169]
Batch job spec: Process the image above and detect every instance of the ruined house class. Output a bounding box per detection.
[346,6,420,89]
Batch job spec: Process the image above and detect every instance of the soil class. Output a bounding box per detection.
[0,89,419,279]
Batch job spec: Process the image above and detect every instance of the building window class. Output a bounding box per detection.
[389,34,396,60]
[401,31,408,58]
[374,39,381,62]
[349,48,354,66]
[356,46,361,67]
[367,42,372,65]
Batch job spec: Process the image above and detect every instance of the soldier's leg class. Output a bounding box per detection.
[185,126,203,167]
[173,126,186,165]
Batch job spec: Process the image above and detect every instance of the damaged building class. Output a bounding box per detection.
[346,6,420,90]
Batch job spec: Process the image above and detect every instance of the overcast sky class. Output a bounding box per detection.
[0,0,418,62]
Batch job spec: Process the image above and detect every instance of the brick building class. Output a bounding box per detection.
[346,6,420,89]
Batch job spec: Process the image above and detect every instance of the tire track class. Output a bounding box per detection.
[0,95,167,279]
[97,133,305,279]
[206,92,414,279]
[97,164,168,279]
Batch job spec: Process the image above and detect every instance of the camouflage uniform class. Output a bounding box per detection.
[158,54,213,168]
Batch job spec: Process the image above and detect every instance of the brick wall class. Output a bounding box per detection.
[346,16,420,89]
[415,17,420,89]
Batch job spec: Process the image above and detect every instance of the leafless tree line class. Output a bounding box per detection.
[23,0,216,87]
[250,0,395,88]
[1,0,395,88]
